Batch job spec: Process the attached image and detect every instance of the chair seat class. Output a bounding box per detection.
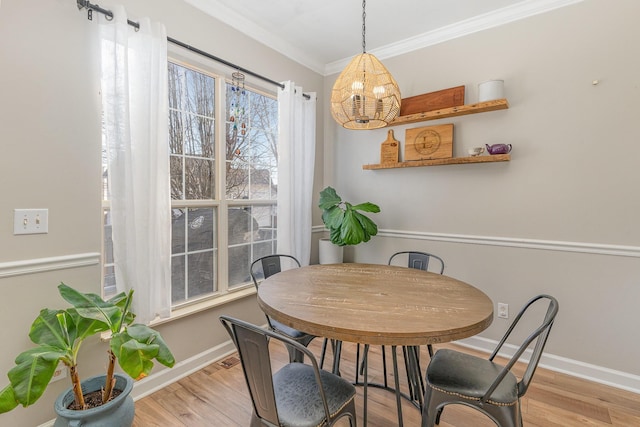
[274,363,356,427]
[426,349,518,406]
[271,319,310,340]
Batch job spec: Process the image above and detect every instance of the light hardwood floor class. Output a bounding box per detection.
[132,339,640,426]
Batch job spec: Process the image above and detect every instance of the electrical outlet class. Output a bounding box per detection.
[497,303,509,319]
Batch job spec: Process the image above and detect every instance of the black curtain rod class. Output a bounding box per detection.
[76,0,311,100]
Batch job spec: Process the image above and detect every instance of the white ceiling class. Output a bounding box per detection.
[184,0,582,75]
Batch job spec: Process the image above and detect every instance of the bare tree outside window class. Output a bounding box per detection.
[225,82,278,287]
[168,62,217,304]
[103,60,278,306]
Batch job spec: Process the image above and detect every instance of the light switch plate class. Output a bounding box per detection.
[14,209,49,235]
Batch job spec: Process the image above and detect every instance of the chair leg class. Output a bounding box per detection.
[405,346,424,408]
[485,399,522,427]
[435,407,444,425]
[250,411,262,427]
[319,338,328,369]
[421,385,441,427]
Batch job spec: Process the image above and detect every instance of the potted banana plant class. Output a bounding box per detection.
[318,186,381,263]
[0,283,175,426]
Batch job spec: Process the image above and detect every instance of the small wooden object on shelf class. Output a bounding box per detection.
[400,86,465,116]
[404,124,453,161]
[380,130,399,164]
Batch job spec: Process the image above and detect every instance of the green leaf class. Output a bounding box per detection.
[125,325,176,368]
[58,283,121,330]
[8,347,65,406]
[351,202,381,213]
[113,336,159,380]
[67,309,110,341]
[108,292,136,326]
[0,386,18,414]
[353,212,378,239]
[322,206,344,230]
[107,291,129,306]
[318,186,342,210]
[29,309,74,350]
[340,210,365,245]
[329,227,343,246]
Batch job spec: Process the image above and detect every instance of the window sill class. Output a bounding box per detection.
[152,285,257,327]
[101,286,256,341]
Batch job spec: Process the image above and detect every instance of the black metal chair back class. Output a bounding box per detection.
[249,254,315,363]
[388,251,445,274]
[220,316,357,427]
[250,254,301,288]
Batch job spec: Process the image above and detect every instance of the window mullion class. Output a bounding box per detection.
[215,76,229,293]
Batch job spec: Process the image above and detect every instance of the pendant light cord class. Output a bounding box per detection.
[361,0,367,53]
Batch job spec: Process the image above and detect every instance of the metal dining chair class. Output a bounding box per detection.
[422,294,559,427]
[220,316,357,427]
[250,254,317,363]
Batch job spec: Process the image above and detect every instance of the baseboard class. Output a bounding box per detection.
[457,336,640,394]
[130,340,237,401]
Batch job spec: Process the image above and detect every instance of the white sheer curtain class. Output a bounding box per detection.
[277,82,317,265]
[100,5,171,324]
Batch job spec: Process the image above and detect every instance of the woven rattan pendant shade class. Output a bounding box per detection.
[331,53,401,129]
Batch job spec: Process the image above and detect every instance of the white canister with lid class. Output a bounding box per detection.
[478,80,504,102]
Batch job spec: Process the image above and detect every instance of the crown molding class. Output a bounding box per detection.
[184,0,583,76]
[324,0,584,75]
[182,0,327,75]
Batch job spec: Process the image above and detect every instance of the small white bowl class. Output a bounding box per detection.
[468,147,485,156]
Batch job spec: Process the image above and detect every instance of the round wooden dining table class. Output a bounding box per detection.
[257,263,494,347]
[257,263,494,427]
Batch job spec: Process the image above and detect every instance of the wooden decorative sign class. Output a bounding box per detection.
[400,86,465,116]
[380,130,399,164]
[404,124,453,161]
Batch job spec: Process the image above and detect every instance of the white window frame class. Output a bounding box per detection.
[102,50,279,321]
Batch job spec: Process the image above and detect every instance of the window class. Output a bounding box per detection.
[102,60,279,308]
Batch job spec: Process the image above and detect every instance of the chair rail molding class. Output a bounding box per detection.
[313,226,640,258]
[378,229,640,258]
[0,253,101,278]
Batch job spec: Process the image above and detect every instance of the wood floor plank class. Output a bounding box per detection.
[132,398,184,427]
[133,339,640,426]
[524,385,612,423]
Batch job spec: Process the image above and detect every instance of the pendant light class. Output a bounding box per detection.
[330,0,401,130]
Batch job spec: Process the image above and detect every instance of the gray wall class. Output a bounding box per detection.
[322,0,640,378]
[0,0,323,425]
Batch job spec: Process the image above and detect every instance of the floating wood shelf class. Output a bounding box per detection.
[362,154,510,170]
[387,98,509,127]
